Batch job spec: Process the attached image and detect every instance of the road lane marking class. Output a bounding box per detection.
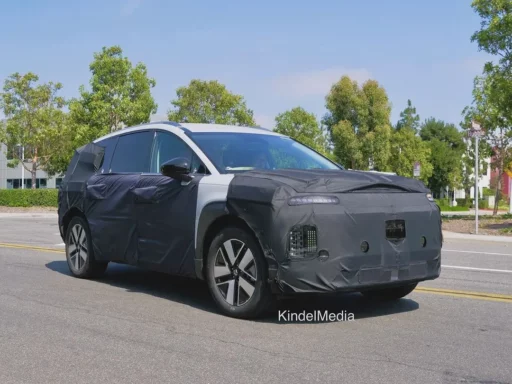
[0,242,64,254]
[443,249,512,257]
[415,287,512,303]
[442,265,512,274]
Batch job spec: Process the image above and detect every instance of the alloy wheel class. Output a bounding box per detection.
[213,239,257,306]
[68,223,88,271]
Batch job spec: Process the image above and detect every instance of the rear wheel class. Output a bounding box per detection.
[360,283,417,301]
[65,216,108,278]
[206,226,272,319]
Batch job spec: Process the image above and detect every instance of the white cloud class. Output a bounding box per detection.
[121,0,143,16]
[254,114,275,129]
[272,67,372,98]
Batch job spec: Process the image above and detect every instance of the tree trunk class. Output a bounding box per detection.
[32,149,38,190]
[31,161,37,190]
[493,172,502,216]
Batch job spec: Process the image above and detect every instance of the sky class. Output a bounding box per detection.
[0,0,492,129]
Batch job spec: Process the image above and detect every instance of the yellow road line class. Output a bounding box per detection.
[415,287,512,303]
[0,242,64,254]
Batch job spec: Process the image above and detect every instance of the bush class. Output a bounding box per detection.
[455,198,470,208]
[0,189,58,207]
[482,187,494,197]
[438,205,469,212]
[470,199,489,209]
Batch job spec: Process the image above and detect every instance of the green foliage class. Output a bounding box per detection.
[274,107,329,155]
[0,189,58,207]
[471,0,512,69]
[483,187,495,196]
[455,198,470,207]
[389,127,432,183]
[69,46,157,146]
[467,0,512,214]
[0,72,70,184]
[434,198,470,211]
[168,79,255,126]
[396,99,420,132]
[323,76,393,171]
[419,118,465,194]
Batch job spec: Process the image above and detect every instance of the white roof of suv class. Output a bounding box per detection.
[94,122,285,143]
[168,122,283,136]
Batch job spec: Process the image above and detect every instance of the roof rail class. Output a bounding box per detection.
[128,120,190,132]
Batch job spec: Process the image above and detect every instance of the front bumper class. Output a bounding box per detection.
[272,251,441,294]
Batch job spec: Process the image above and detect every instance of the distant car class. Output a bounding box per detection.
[58,122,442,319]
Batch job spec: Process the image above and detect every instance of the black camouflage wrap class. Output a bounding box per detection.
[226,169,442,294]
[58,142,201,277]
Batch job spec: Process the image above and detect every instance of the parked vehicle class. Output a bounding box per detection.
[58,122,442,319]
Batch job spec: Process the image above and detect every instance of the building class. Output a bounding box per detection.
[0,143,61,189]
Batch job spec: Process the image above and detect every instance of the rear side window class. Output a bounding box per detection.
[96,136,118,173]
[110,131,154,173]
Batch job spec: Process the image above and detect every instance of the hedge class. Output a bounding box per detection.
[0,189,58,207]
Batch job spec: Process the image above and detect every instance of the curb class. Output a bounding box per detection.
[443,230,512,243]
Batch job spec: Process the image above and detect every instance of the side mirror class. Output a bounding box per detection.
[160,157,193,181]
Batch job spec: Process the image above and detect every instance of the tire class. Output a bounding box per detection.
[65,216,108,279]
[360,283,418,301]
[206,226,273,319]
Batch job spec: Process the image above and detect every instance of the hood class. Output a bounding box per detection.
[234,169,430,194]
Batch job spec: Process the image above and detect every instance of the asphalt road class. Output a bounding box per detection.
[0,217,511,384]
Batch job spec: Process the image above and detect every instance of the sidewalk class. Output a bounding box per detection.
[441,210,509,216]
[0,212,58,219]
[443,230,512,243]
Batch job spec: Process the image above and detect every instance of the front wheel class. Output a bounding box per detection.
[65,216,108,279]
[360,283,418,301]
[205,226,273,319]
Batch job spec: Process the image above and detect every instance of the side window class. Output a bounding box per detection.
[110,131,154,173]
[150,131,207,174]
[96,136,118,173]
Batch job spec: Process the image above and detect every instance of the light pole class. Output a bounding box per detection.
[469,121,484,234]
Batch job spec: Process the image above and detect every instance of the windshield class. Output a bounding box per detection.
[188,132,341,173]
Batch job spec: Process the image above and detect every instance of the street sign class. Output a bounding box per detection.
[413,161,420,177]
[469,120,485,138]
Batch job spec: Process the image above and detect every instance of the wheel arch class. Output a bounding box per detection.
[195,202,270,281]
[61,207,87,239]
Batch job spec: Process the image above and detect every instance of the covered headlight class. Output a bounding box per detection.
[426,193,434,202]
[288,195,339,206]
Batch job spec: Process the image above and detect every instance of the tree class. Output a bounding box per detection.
[274,107,328,154]
[323,76,393,171]
[465,0,512,214]
[389,127,432,183]
[0,72,70,187]
[463,73,512,214]
[168,79,255,126]
[69,46,157,145]
[396,99,420,132]
[419,118,465,195]
[471,0,512,70]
